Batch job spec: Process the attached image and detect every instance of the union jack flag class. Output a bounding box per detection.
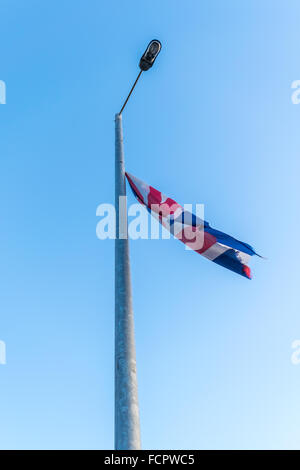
[126,172,261,279]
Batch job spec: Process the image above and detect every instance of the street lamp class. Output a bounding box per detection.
[119,40,162,115]
[139,39,162,71]
[114,41,161,450]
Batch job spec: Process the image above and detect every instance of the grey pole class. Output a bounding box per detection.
[115,113,141,450]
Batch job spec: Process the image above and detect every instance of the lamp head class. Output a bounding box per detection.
[139,40,162,71]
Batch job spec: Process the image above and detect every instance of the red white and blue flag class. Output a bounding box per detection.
[126,172,260,279]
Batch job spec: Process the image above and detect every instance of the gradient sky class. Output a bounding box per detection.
[1,0,300,450]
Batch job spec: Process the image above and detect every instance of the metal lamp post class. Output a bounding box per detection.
[115,40,161,450]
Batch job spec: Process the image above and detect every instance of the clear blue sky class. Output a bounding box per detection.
[1,0,300,450]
